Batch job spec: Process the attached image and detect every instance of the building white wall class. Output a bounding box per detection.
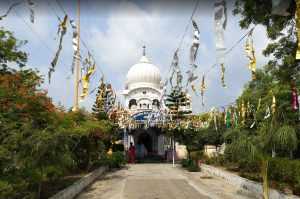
[124,87,161,111]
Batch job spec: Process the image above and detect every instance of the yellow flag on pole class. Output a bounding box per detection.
[201,75,205,106]
[80,64,95,101]
[245,29,256,80]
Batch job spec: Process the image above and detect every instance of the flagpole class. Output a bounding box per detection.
[75,0,80,112]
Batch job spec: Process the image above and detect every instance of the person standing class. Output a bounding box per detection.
[128,142,135,164]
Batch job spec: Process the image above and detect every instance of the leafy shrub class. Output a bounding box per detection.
[0,180,13,198]
[190,150,204,160]
[202,155,211,165]
[215,155,226,165]
[107,152,126,168]
[113,144,124,152]
[268,158,300,186]
[180,159,189,168]
[206,155,226,166]
[112,152,126,168]
[188,161,200,172]
[45,166,64,181]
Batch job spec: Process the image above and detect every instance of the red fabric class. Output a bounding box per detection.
[128,145,135,163]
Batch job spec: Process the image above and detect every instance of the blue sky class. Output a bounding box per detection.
[0,0,271,114]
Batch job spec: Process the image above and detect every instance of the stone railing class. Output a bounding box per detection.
[200,164,299,199]
[49,166,107,199]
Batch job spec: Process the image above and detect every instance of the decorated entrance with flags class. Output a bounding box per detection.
[122,47,168,160]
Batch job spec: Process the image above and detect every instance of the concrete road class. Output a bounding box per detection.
[76,163,251,199]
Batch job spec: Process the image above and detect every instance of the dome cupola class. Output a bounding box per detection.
[126,46,161,88]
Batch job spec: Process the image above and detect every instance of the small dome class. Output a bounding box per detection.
[126,56,162,87]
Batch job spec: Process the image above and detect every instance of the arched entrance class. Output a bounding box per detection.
[138,132,152,152]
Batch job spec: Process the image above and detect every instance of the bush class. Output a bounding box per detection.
[190,150,204,160]
[188,161,200,172]
[239,156,260,173]
[107,152,126,168]
[268,158,300,186]
[202,155,211,165]
[0,180,13,198]
[206,154,226,166]
[113,144,124,152]
[180,159,189,168]
[112,152,126,168]
[45,166,64,182]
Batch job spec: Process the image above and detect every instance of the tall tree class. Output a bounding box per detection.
[233,0,300,85]
[92,78,108,120]
[166,89,192,119]
[0,27,28,68]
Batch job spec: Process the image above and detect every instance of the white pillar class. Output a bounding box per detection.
[172,137,175,167]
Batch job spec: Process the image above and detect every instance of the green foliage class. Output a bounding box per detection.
[0,27,28,68]
[187,160,200,172]
[190,150,204,161]
[166,89,192,118]
[92,79,109,120]
[107,152,126,168]
[113,143,125,152]
[180,159,189,168]
[275,125,297,153]
[233,0,299,85]
[0,180,13,198]
[0,29,120,198]
[268,158,300,192]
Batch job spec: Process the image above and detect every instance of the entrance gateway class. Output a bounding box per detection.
[122,47,192,160]
[129,111,165,158]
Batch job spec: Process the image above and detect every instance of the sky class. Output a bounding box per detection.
[0,0,272,114]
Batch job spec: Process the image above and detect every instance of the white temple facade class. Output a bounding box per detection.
[122,47,191,161]
[123,54,162,115]
[122,47,165,159]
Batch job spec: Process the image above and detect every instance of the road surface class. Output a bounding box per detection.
[76,163,251,199]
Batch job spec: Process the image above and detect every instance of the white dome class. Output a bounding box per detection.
[126,56,162,87]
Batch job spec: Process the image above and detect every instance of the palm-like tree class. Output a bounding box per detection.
[230,122,297,199]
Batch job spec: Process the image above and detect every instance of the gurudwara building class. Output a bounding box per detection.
[123,47,191,160]
[123,47,165,159]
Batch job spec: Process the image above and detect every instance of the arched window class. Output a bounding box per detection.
[129,99,137,109]
[152,99,160,108]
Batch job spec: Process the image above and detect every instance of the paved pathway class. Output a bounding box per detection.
[76,163,251,199]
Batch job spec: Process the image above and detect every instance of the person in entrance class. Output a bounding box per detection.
[128,142,135,163]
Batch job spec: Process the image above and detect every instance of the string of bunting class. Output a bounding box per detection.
[245,29,256,80]
[0,0,34,22]
[51,0,123,111]
[214,0,227,88]
[49,14,68,83]
[189,26,256,106]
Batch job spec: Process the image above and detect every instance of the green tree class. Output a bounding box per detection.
[233,0,299,85]
[166,89,192,119]
[92,78,108,120]
[0,27,28,68]
[0,28,119,198]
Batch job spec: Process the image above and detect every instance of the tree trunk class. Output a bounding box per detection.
[186,146,191,166]
[38,168,43,199]
[261,158,269,199]
[290,151,293,159]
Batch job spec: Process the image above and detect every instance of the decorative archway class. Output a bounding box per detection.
[138,132,153,152]
[129,99,137,109]
[152,99,160,109]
